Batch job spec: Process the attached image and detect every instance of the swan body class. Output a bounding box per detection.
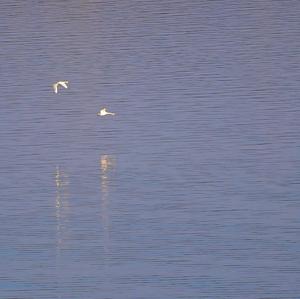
[97,108,115,116]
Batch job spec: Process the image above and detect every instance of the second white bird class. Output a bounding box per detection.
[97,108,115,116]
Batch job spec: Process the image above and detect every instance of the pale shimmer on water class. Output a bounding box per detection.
[0,1,300,298]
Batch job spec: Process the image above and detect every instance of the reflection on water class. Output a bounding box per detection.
[55,166,70,250]
[54,166,70,297]
[99,155,115,259]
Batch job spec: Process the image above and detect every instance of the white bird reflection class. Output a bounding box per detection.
[99,155,115,260]
[54,165,70,297]
[55,166,70,250]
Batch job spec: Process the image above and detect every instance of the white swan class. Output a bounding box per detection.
[53,81,69,94]
[97,108,115,116]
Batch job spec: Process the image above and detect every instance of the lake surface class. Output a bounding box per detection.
[1,1,300,298]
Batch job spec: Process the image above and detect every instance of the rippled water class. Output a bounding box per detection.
[1,1,300,298]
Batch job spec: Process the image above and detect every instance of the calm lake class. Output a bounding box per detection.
[1,1,300,298]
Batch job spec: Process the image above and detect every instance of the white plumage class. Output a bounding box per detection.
[97,108,115,116]
[53,81,69,94]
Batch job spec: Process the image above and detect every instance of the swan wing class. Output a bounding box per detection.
[59,81,68,89]
[53,83,58,94]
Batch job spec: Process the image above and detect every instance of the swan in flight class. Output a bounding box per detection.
[97,108,115,116]
[53,81,69,94]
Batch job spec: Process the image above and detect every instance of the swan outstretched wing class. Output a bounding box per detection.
[59,81,68,89]
[53,83,58,94]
